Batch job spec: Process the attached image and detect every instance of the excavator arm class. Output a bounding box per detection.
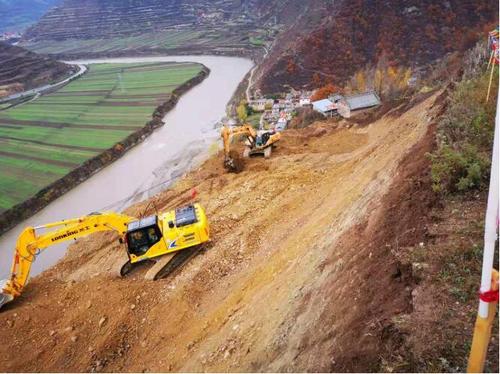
[221,124,257,154]
[220,124,257,172]
[0,212,134,309]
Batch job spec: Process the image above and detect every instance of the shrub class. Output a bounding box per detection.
[429,63,497,195]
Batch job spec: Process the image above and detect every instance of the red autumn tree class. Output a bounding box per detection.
[311,83,337,101]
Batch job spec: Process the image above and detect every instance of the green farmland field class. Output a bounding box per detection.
[0,62,203,213]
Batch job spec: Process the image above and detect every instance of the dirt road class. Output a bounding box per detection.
[0,92,442,372]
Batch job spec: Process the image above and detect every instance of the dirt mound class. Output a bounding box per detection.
[0,92,443,372]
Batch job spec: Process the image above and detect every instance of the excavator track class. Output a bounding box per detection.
[146,245,202,281]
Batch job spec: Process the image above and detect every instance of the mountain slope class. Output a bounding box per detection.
[20,0,332,56]
[0,42,74,97]
[256,0,498,92]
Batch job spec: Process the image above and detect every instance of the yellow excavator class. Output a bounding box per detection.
[0,203,209,310]
[221,124,281,172]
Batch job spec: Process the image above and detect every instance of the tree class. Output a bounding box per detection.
[310,83,337,101]
[355,71,366,92]
[237,101,248,122]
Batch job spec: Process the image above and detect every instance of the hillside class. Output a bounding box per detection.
[0,91,445,372]
[20,0,332,56]
[256,0,499,93]
[0,42,74,98]
[259,0,498,92]
[18,0,498,94]
[20,0,279,56]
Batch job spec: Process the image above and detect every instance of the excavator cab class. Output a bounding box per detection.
[255,131,272,147]
[120,203,210,277]
[126,216,162,256]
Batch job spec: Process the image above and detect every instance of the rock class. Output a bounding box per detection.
[49,330,56,336]
[130,304,136,310]
[98,317,107,328]
[412,262,429,280]
[64,326,73,332]
[71,336,78,342]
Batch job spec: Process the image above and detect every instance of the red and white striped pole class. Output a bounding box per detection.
[467,78,499,373]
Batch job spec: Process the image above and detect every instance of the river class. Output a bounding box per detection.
[0,55,253,278]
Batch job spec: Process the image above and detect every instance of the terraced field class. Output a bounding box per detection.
[0,62,203,213]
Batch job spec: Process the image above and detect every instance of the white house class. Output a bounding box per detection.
[299,98,311,106]
[312,99,336,117]
[337,91,381,118]
[275,117,288,132]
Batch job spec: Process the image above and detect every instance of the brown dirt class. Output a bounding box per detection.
[0,92,446,372]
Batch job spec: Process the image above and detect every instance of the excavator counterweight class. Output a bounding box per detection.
[0,203,209,310]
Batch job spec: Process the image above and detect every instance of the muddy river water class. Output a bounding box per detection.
[0,55,253,278]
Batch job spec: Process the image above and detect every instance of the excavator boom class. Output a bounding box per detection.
[0,212,133,309]
[0,204,210,310]
[220,124,281,171]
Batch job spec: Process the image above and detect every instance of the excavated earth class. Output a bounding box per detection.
[0,92,443,372]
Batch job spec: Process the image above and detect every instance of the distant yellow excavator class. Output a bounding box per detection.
[0,203,209,310]
[220,124,281,172]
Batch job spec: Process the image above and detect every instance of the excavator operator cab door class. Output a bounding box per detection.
[126,216,162,259]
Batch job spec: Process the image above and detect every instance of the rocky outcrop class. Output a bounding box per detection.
[0,66,209,235]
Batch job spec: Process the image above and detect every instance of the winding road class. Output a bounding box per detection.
[0,64,87,105]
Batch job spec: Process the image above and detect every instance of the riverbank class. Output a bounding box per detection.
[0,65,209,235]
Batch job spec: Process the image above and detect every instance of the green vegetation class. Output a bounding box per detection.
[236,100,248,123]
[429,66,498,194]
[0,61,203,213]
[249,36,265,46]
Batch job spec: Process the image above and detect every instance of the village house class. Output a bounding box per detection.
[249,98,273,112]
[336,91,381,118]
[312,98,337,117]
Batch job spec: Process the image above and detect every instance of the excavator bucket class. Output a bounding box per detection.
[224,150,244,173]
[0,280,14,310]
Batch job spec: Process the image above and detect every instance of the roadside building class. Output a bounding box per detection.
[275,117,288,132]
[312,98,336,117]
[249,98,272,112]
[337,91,381,118]
[299,97,311,107]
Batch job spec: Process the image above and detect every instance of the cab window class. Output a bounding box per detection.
[127,225,161,256]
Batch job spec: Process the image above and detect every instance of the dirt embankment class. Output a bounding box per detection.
[0,92,445,372]
[0,66,209,236]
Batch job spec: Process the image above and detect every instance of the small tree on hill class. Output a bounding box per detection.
[237,100,248,123]
[311,83,337,101]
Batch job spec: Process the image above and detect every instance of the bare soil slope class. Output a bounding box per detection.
[0,92,443,372]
